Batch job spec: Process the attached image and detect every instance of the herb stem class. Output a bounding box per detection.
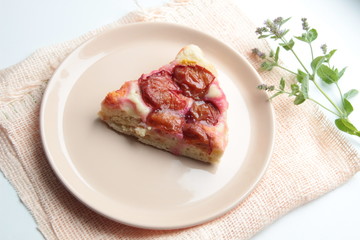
[276,65,297,75]
[290,48,310,74]
[335,82,345,109]
[281,37,311,75]
[312,80,343,116]
[308,98,341,117]
[309,43,314,61]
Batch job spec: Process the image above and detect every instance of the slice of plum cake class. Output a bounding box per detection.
[98,45,228,163]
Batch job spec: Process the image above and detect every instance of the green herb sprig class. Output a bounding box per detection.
[252,17,359,137]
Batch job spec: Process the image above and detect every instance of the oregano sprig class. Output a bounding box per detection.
[253,17,360,137]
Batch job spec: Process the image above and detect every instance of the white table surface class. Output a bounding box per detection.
[1,0,359,239]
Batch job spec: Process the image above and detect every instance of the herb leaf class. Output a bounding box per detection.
[344,89,359,99]
[296,70,308,83]
[301,74,309,98]
[270,91,283,100]
[261,61,277,71]
[307,29,318,42]
[311,56,326,72]
[274,47,280,63]
[279,39,295,50]
[343,98,354,117]
[335,118,360,136]
[295,29,318,43]
[294,93,306,105]
[291,84,300,95]
[337,67,346,79]
[317,64,339,84]
[325,49,337,62]
[279,78,285,90]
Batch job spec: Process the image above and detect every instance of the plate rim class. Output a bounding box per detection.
[40,22,275,230]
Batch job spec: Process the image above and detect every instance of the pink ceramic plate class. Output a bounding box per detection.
[40,22,274,229]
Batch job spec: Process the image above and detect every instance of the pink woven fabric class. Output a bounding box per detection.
[0,0,359,239]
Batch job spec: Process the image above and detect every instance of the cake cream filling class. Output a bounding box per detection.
[175,44,217,75]
[120,81,151,122]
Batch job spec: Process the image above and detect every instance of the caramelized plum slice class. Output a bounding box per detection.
[183,123,211,150]
[146,110,184,134]
[173,65,215,99]
[139,70,187,110]
[186,101,220,125]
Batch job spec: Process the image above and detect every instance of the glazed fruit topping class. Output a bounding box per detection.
[139,70,188,110]
[182,123,211,150]
[172,65,215,99]
[185,101,220,125]
[146,110,184,134]
[140,65,220,151]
